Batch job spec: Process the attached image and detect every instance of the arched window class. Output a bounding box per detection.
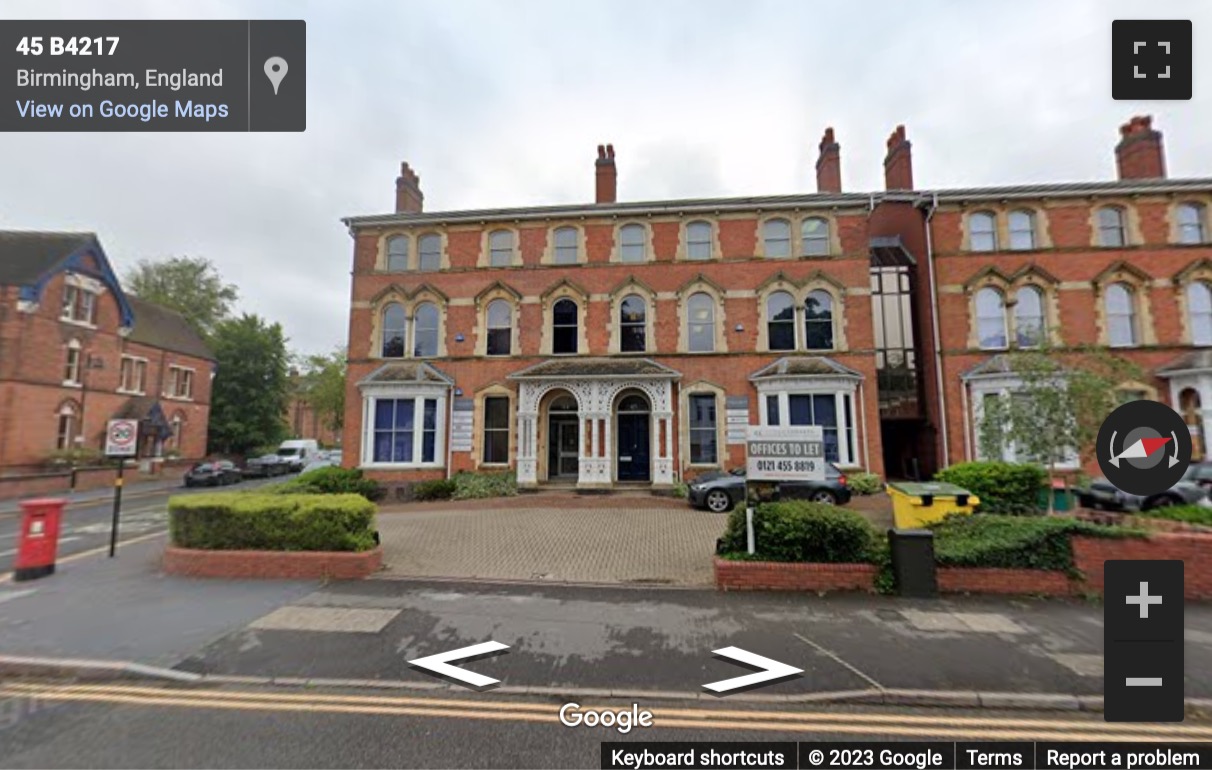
[970,212,997,251]
[804,290,835,350]
[488,230,514,267]
[620,295,647,353]
[1098,207,1127,247]
[63,338,82,385]
[975,288,1007,349]
[412,303,440,358]
[763,219,791,258]
[56,401,78,450]
[686,221,712,260]
[1008,210,1036,250]
[553,227,579,265]
[381,304,407,357]
[766,291,796,351]
[1188,281,1212,346]
[418,234,441,271]
[1014,286,1046,347]
[1105,283,1137,346]
[552,298,579,354]
[386,236,409,271]
[686,293,716,352]
[1179,203,1207,245]
[801,217,829,256]
[486,299,512,356]
[619,224,646,262]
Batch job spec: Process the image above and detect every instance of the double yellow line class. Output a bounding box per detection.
[3,681,1212,740]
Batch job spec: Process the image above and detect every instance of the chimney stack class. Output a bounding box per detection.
[595,144,617,204]
[883,125,914,191]
[816,127,842,193]
[395,162,424,213]
[1115,115,1166,180]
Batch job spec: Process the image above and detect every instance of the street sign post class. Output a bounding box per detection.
[743,426,827,554]
[104,419,139,558]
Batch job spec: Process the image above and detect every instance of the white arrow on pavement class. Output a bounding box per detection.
[407,641,510,690]
[703,646,803,694]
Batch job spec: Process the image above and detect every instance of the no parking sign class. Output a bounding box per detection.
[105,419,139,457]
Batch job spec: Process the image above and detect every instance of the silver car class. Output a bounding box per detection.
[1077,475,1211,512]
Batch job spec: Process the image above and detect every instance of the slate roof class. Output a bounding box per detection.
[1158,350,1212,375]
[509,357,681,379]
[0,230,96,285]
[749,356,862,380]
[126,296,214,361]
[358,362,454,386]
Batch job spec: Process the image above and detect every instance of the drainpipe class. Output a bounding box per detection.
[960,378,972,461]
[924,191,950,468]
[859,380,871,471]
[445,391,454,481]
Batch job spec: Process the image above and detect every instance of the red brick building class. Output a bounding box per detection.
[0,232,215,473]
[286,372,342,447]
[341,115,1211,489]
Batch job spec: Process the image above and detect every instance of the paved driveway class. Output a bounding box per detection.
[374,495,728,585]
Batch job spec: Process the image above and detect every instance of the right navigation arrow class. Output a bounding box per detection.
[702,646,803,695]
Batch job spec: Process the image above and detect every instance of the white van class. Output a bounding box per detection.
[277,439,321,472]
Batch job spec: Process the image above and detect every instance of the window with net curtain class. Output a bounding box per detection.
[688,394,717,464]
[788,394,842,463]
[553,227,579,265]
[804,290,834,350]
[766,291,795,351]
[686,221,712,260]
[969,212,997,251]
[412,303,440,357]
[975,288,1007,349]
[1098,207,1127,247]
[620,295,646,352]
[482,396,509,464]
[489,230,514,267]
[686,293,715,352]
[763,219,791,258]
[381,302,407,357]
[1014,286,1046,347]
[619,224,646,262]
[1105,283,1137,346]
[1188,281,1212,345]
[1179,203,1207,245]
[552,298,578,354]
[374,397,438,464]
[418,234,441,271]
[386,236,409,271]
[801,217,829,256]
[486,299,512,356]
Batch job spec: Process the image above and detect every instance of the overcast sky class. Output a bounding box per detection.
[4,0,1210,355]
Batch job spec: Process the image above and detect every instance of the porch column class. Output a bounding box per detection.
[517,411,538,486]
[654,411,674,485]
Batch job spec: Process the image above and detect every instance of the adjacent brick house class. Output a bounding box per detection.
[341,115,1211,489]
[0,231,215,473]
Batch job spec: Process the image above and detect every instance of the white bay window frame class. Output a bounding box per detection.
[753,376,860,468]
[967,373,1079,469]
[360,384,449,470]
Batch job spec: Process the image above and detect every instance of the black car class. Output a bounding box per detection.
[243,454,291,478]
[686,464,853,513]
[184,460,243,487]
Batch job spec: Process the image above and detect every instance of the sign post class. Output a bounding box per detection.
[104,418,139,558]
[744,426,827,555]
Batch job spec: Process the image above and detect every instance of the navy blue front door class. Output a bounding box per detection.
[616,413,650,482]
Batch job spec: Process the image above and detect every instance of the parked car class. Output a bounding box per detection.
[1182,461,1212,491]
[1076,475,1211,512]
[301,457,337,474]
[276,439,321,472]
[184,460,243,487]
[687,464,853,513]
[243,454,291,478]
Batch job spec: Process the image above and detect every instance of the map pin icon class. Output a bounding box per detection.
[264,57,288,95]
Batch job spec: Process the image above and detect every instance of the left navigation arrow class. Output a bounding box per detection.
[407,641,510,691]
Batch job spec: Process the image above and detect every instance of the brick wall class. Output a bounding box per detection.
[163,545,383,580]
[714,558,877,592]
[937,567,1075,596]
[1073,534,1212,600]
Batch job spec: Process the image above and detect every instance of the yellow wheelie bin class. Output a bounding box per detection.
[887,482,980,529]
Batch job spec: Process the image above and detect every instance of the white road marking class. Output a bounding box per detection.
[0,588,37,604]
[0,536,82,558]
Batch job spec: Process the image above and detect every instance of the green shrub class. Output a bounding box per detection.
[169,493,377,552]
[671,482,689,499]
[271,466,382,501]
[452,471,517,500]
[45,447,107,467]
[413,479,456,501]
[930,514,1145,571]
[934,461,1047,514]
[719,501,876,564]
[848,472,884,496]
[1137,505,1212,527]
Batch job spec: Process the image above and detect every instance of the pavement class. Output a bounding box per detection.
[0,475,185,516]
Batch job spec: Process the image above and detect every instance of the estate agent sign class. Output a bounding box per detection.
[745,426,825,482]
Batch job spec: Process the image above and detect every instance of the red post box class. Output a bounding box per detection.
[14,498,65,581]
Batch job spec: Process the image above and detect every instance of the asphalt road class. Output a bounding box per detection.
[0,475,283,576]
[2,680,1208,769]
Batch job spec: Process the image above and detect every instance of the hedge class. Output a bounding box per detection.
[270,466,382,501]
[1137,504,1212,527]
[452,471,517,500]
[719,501,876,564]
[930,514,1146,571]
[413,478,456,501]
[934,461,1047,514]
[847,472,884,496]
[169,493,377,552]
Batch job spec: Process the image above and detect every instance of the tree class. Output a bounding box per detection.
[297,346,347,436]
[124,256,238,339]
[978,346,1143,512]
[207,314,290,456]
